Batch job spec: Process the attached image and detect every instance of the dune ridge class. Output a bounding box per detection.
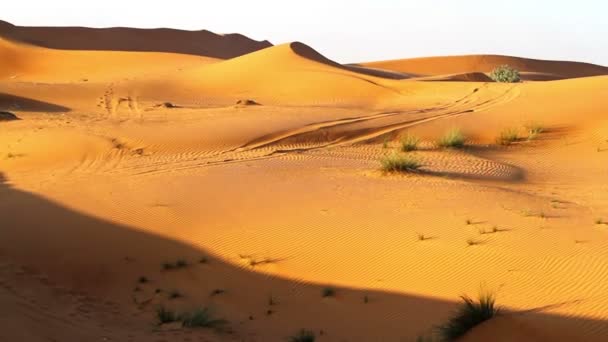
[359,54,608,80]
[0,19,272,59]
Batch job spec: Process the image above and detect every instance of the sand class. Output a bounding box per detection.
[1,20,608,341]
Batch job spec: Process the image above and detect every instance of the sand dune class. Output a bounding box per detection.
[0,20,272,58]
[359,54,608,80]
[1,21,608,341]
[0,37,215,82]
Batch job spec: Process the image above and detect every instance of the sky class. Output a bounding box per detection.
[3,0,607,65]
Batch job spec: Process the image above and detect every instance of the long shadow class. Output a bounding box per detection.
[0,93,70,113]
[0,171,607,341]
[1,21,272,59]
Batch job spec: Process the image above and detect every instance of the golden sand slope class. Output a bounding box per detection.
[359,54,608,80]
[1,24,608,341]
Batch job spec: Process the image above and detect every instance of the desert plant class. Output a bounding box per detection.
[321,287,336,298]
[289,329,316,342]
[156,306,179,325]
[496,128,519,145]
[210,289,225,297]
[176,259,188,268]
[180,307,227,329]
[466,238,480,246]
[525,122,544,140]
[162,262,175,270]
[199,256,209,264]
[169,290,182,299]
[438,290,499,341]
[401,134,421,152]
[380,154,421,173]
[437,129,466,149]
[417,233,427,241]
[489,65,521,83]
[596,218,606,225]
[138,276,149,284]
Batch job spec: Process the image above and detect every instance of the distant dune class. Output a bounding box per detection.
[359,54,608,80]
[0,20,272,59]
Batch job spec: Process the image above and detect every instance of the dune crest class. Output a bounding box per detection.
[0,19,272,59]
[360,54,608,80]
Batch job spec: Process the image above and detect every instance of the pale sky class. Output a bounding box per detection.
[3,0,607,65]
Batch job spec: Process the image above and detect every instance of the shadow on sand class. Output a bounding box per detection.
[0,172,606,341]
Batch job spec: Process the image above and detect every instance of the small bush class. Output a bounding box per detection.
[321,287,336,298]
[181,307,227,329]
[380,154,421,173]
[156,306,179,325]
[466,238,480,246]
[138,276,149,284]
[496,128,519,146]
[489,65,521,83]
[289,329,316,342]
[437,129,466,149]
[176,259,188,268]
[438,290,499,341]
[401,134,420,152]
[169,290,182,299]
[525,122,544,140]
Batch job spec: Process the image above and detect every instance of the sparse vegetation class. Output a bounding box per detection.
[437,129,466,149]
[169,290,182,299]
[380,153,421,173]
[156,306,179,325]
[466,238,480,246]
[417,232,427,241]
[489,65,521,83]
[199,256,209,264]
[162,259,189,270]
[181,307,227,329]
[382,137,390,149]
[596,218,607,225]
[438,290,499,341]
[496,128,519,146]
[289,329,316,342]
[321,287,336,298]
[138,276,148,284]
[465,219,473,225]
[210,289,226,296]
[157,306,227,330]
[363,295,369,303]
[401,134,420,152]
[525,122,544,140]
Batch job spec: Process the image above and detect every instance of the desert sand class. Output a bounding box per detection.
[1,20,608,341]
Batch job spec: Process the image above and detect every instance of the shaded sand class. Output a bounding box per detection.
[358,54,608,81]
[2,21,608,341]
[0,19,271,58]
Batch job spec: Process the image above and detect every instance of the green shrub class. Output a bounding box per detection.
[401,134,420,152]
[437,129,466,149]
[289,329,316,342]
[525,122,544,140]
[156,306,179,325]
[438,290,499,341]
[496,128,519,145]
[181,307,227,329]
[380,154,421,172]
[489,65,521,83]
